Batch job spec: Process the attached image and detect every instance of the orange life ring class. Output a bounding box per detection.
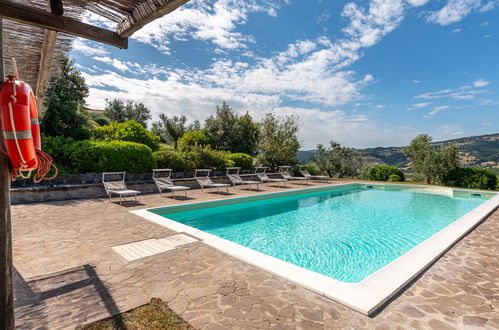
[0,76,39,173]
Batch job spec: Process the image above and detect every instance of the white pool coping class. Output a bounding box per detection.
[130,183,499,315]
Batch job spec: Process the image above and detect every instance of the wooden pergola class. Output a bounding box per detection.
[0,0,188,328]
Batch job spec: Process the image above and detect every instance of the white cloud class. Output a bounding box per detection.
[427,0,483,26]
[412,79,421,83]
[407,102,431,110]
[131,0,286,53]
[473,79,490,87]
[405,0,430,6]
[72,39,109,56]
[479,1,497,12]
[451,27,462,33]
[424,105,450,118]
[439,124,465,137]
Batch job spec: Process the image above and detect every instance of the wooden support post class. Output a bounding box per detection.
[0,10,15,330]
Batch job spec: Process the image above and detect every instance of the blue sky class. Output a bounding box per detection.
[71,0,499,149]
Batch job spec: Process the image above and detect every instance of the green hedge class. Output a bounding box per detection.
[177,131,211,152]
[153,150,187,172]
[365,165,405,182]
[67,140,156,173]
[227,153,253,169]
[93,120,161,151]
[444,167,498,190]
[183,146,234,170]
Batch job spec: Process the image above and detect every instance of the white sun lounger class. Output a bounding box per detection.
[153,169,190,198]
[194,169,231,194]
[226,167,260,190]
[102,172,140,205]
[298,165,329,182]
[278,166,310,185]
[255,166,287,187]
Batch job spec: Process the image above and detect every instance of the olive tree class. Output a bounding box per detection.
[315,141,362,178]
[256,113,300,169]
[404,134,459,184]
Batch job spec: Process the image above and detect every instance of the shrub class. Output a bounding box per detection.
[177,131,211,151]
[153,151,187,172]
[227,153,253,169]
[366,165,405,182]
[444,167,497,190]
[67,140,156,173]
[183,146,234,170]
[93,120,160,151]
[41,135,76,174]
[303,162,321,176]
[387,174,402,182]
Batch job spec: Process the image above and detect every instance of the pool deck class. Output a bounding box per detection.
[12,181,499,329]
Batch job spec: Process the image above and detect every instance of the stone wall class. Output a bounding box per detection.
[10,172,268,204]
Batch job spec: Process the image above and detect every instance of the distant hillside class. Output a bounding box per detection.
[297,133,499,171]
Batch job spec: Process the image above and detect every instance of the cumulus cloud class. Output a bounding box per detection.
[131,0,286,53]
[473,79,490,87]
[72,39,109,56]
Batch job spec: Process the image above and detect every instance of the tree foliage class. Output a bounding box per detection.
[93,120,161,151]
[41,56,90,139]
[256,113,300,169]
[103,99,152,127]
[204,102,259,155]
[177,131,211,152]
[151,114,201,149]
[315,141,362,178]
[404,134,459,184]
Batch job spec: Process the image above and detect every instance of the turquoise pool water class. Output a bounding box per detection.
[152,185,490,282]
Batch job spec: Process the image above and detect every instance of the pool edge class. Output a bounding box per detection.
[129,183,499,316]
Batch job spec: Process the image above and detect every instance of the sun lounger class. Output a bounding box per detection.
[278,166,310,184]
[195,169,231,194]
[102,172,140,205]
[153,169,190,198]
[254,166,287,187]
[298,165,329,182]
[226,167,260,190]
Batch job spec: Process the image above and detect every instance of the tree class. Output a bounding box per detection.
[103,99,151,127]
[151,114,188,149]
[315,141,362,178]
[404,134,459,184]
[204,101,237,151]
[256,113,300,169]
[204,103,259,155]
[177,131,211,152]
[41,56,90,139]
[93,120,161,151]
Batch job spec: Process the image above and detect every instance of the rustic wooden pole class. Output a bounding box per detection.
[0,9,15,330]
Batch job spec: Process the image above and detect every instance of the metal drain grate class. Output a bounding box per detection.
[112,234,197,262]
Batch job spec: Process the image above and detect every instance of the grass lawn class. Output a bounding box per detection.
[81,298,192,330]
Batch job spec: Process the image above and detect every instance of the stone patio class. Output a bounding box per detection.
[11,182,499,329]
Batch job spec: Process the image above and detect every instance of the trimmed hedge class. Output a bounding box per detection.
[183,146,234,170]
[444,167,497,190]
[93,120,161,151]
[177,131,211,152]
[366,165,405,182]
[227,153,253,169]
[153,151,187,172]
[67,140,156,173]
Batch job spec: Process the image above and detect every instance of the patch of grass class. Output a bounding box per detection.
[82,298,193,330]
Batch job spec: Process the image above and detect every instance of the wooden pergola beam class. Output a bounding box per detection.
[36,29,57,115]
[0,0,128,49]
[117,0,189,38]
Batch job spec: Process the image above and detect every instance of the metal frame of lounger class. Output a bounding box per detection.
[298,165,329,182]
[278,166,310,185]
[226,167,260,191]
[254,166,287,187]
[194,169,231,194]
[102,172,140,205]
[153,169,190,198]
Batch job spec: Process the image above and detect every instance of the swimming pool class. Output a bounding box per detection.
[132,183,499,315]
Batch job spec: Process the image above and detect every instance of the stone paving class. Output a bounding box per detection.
[11,182,499,329]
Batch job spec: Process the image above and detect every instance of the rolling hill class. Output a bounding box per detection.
[297,133,499,171]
